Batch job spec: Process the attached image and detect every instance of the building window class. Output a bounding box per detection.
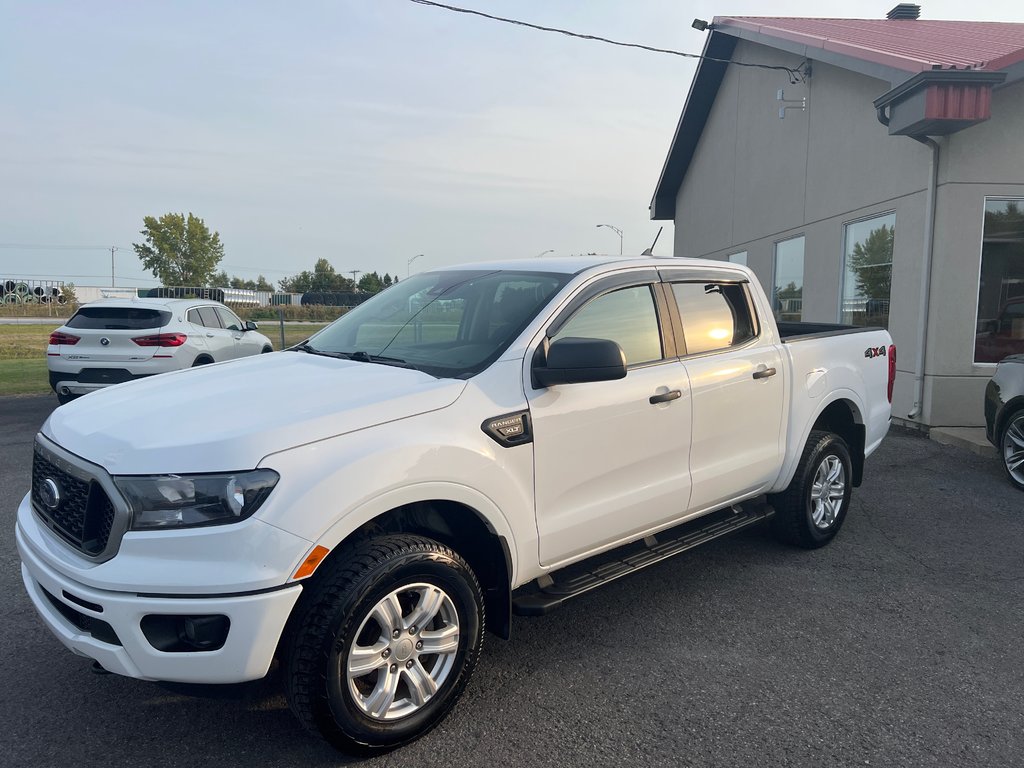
[728,252,747,266]
[841,212,895,328]
[773,236,804,321]
[975,198,1024,363]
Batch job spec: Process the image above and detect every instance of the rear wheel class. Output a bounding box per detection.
[285,535,484,754]
[261,345,273,354]
[191,355,213,367]
[999,410,1024,491]
[770,430,853,548]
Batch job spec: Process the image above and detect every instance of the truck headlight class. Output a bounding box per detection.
[114,470,279,530]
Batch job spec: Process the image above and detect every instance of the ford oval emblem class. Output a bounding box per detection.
[39,478,62,511]
[100,337,111,346]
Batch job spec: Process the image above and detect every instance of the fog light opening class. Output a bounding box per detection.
[141,614,231,652]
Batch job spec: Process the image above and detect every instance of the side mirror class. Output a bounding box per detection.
[533,337,627,388]
[244,321,259,332]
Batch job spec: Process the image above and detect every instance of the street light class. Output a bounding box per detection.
[596,224,623,255]
[535,249,554,258]
[408,253,423,278]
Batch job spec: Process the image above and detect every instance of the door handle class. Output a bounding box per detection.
[752,367,777,380]
[649,389,682,404]
[206,333,214,338]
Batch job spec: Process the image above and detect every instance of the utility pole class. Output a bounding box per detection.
[349,270,361,291]
[110,246,118,287]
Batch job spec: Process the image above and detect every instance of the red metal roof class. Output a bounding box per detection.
[713,17,1024,72]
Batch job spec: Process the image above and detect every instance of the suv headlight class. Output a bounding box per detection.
[114,469,279,530]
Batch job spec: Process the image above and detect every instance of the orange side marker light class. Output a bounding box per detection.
[293,545,330,580]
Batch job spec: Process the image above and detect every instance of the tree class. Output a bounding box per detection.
[357,271,384,294]
[847,224,894,302]
[279,258,353,292]
[133,212,225,286]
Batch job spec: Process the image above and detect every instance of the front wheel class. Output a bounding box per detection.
[769,430,853,549]
[285,535,484,754]
[1000,410,1024,491]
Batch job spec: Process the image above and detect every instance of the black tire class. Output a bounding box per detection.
[998,409,1024,491]
[55,391,77,405]
[284,535,484,754]
[191,356,213,367]
[261,345,273,354]
[769,430,853,549]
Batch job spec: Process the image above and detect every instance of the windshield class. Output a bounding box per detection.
[303,269,568,378]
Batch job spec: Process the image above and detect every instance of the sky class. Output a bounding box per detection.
[2,0,1022,290]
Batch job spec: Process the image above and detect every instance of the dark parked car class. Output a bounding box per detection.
[985,355,1024,490]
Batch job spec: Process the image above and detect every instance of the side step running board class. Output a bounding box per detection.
[511,501,773,616]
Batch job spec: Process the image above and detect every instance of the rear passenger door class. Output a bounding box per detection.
[196,306,235,361]
[663,273,786,512]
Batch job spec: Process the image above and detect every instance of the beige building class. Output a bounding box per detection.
[650,6,1024,429]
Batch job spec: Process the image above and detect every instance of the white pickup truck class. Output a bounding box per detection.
[17,256,894,752]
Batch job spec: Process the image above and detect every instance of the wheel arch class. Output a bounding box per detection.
[810,399,866,487]
[303,497,514,640]
[996,396,1024,443]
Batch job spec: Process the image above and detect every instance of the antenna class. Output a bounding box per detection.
[641,227,663,256]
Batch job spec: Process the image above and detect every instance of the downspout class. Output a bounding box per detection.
[876,105,939,421]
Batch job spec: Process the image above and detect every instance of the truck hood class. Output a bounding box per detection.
[42,352,467,474]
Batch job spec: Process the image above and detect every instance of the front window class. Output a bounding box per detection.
[773,236,804,321]
[304,270,568,378]
[841,212,895,328]
[552,285,663,365]
[975,198,1024,363]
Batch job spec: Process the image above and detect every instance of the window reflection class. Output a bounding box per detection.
[842,213,895,328]
[553,285,662,365]
[975,198,1024,363]
[773,237,804,321]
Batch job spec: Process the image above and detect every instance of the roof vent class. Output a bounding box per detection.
[886,4,921,19]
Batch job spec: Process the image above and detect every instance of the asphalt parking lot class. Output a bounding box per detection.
[2,394,1022,767]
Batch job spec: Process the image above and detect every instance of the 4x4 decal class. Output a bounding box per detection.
[864,346,887,359]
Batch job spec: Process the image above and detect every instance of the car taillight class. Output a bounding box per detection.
[132,333,188,347]
[49,331,80,346]
[887,344,896,404]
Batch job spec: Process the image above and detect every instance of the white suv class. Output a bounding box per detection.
[48,298,273,403]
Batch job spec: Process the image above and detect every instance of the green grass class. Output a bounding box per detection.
[0,359,51,395]
[0,323,331,396]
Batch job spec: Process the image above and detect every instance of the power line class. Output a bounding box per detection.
[406,0,807,81]
[0,243,134,251]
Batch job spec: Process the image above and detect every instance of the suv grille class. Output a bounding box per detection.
[32,447,116,556]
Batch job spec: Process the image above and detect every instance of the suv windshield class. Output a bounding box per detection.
[303,269,568,378]
[66,307,171,330]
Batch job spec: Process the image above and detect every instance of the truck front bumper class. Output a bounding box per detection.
[16,502,304,684]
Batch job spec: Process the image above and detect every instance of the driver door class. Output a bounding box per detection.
[527,274,693,567]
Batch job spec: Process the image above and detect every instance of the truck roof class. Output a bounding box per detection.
[434,255,744,276]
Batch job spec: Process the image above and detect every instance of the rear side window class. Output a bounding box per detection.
[672,282,757,355]
[66,307,171,330]
[197,307,221,328]
[187,309,203,326]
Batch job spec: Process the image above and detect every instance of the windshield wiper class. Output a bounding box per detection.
[289,343,347,359]
[345,351,418,369]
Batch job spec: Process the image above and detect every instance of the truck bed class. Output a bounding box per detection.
[776,321,885,342]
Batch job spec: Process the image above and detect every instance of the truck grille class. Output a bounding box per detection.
[32,447,116,556]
